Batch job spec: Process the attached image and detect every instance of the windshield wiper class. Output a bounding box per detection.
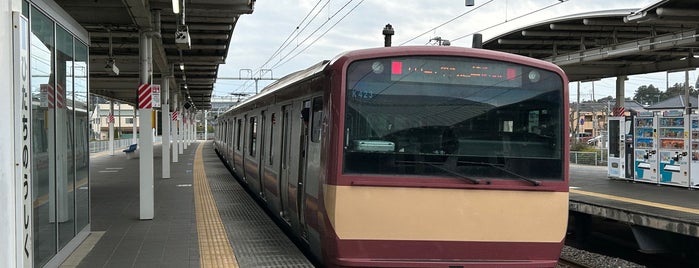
[395,160,480,184]
[457,161,541,186]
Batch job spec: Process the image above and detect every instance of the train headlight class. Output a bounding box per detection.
[371,61,384,74]
[528,70,541,82]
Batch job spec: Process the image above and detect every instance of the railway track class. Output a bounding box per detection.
[557,257,594,268]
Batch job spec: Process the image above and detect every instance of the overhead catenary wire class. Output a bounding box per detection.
[233,0,363,94]
[258,0,329,70]
[398,0,496,46]
[233,0,335,94]
[269,0,359,70]
[451,0,569,43]
[272,0,365,70]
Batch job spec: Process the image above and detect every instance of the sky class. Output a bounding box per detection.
[211,0,698,104]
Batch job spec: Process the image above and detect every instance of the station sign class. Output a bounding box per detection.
[152,84,161,108]
[13,11,33,268]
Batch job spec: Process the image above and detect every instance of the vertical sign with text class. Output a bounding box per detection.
[151,84,161,108]
[13,12,32,268]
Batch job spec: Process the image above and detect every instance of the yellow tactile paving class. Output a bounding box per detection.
[571,188,699,215]
[194,143,239,268]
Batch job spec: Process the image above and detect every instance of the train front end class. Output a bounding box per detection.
[323,47,569,267]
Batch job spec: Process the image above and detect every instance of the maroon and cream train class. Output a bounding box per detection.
[214,46,569,267]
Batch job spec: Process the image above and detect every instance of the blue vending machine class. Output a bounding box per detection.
[657,111,690,187]
[691,115,699,189]
[633,113,657,183]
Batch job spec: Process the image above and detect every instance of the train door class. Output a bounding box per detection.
[279,105,293,224]
[241,115,248,182]
[234,117,244,173]
[297,100,312,239]
[304,97,324,254]
[258,111,267,199]
[263,109,281,213]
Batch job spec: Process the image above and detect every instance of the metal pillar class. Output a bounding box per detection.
[109,101,114,155]
[162,76,171,178]
[139,30,154,220]
[204,110,208,140]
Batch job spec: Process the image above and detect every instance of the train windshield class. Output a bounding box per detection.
[342,56,564,181]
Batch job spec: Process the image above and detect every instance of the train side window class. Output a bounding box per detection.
[249,116,257,157]
[236,118,242,151]
[269,113,275,165]
[311,97,323,143]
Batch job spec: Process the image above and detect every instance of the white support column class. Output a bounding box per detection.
[172,94,179,162]
[190,112,194,143]
[138,30,154,220]
[615,75,627,110]
[161,77,170,178]
[178,105,184,154]
[204,110,208,140]
[183,110,189,150]
[132,107,137,145]
[108,101,114,155]
[118,102,121,142]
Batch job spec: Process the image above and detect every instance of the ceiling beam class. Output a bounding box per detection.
[546,29,699,66]
[522,30,650,39]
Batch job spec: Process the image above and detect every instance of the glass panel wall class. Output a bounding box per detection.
[75,42,89,233]
[30,7,56,267]
[28,2,90,266]
[56,25,75,248]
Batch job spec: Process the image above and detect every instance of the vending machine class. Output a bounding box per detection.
[657,111,689,187]
[608,116,627,179]
[690,115,699,189]
[633,112,658,183]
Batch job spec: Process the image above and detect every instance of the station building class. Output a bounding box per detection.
[2,1,90,267]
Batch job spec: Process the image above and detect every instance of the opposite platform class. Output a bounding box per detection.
[569,164,699,238]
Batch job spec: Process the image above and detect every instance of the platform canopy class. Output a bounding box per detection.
[482,0,699,82]
[55,0,256,110]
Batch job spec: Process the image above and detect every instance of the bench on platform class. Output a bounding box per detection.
[123,144,138,159]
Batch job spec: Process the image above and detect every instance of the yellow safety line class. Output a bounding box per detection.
[571,189,699,215]
[194,142,239,268]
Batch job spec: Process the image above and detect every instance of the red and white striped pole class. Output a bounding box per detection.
[172,94,179,162]
[109,101,114,155]
[178,104,184,155]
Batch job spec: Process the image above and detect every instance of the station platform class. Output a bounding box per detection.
[569,164,699,239]
[62,141,313,268]
[61,141,699,267]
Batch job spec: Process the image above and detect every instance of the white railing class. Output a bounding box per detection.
[89,136,163,153]
[570,149,608,166]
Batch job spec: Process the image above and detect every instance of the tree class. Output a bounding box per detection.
[595,96,614,104]
[633,84,661,105]
[663,82,697,100]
